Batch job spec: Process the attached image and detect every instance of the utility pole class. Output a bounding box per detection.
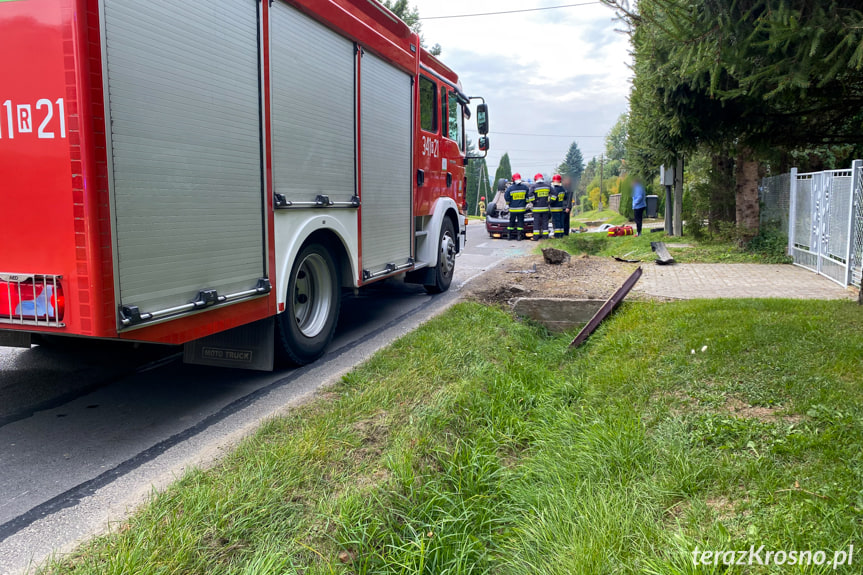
[661,163,674,235]
[599,154,604,211]
[674,155,684,236]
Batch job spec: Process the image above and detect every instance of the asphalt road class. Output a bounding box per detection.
[0,223,530,574]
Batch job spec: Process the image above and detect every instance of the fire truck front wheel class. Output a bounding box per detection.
[276,242,341,365]
[424,217,456,294]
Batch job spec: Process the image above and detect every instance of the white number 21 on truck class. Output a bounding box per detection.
[0,0,490,369]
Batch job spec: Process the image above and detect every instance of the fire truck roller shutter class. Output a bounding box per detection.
[103,0,265,324]
[360,53,412,276]
[270,1,356,204]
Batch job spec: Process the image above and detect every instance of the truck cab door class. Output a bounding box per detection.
[441,88,466,210]
[415,75,443,217]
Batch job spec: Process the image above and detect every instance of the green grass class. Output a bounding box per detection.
[553,231,793,264]
[48,300,863,574]
[573,208,628,225]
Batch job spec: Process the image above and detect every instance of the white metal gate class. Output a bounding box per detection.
[851,161,863,288]
[789,161,860,286]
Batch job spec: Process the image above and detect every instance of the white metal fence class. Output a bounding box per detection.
[851,163,863,288]
[788,160,861,287]
[759,172,791,234]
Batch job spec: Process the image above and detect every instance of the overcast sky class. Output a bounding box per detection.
[413,0,632,181]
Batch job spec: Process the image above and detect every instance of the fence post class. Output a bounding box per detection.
[788,167,798,256]
[847,160,862,286]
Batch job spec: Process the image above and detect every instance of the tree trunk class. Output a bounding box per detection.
[709,154,736,232]
[735,149,760,235]
[777,150,790,175]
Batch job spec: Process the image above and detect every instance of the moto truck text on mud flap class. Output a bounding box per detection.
[0,0,489,369]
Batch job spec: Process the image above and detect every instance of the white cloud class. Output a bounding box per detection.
[412,0,632,176]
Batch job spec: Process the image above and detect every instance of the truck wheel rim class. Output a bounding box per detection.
[293,253,332,338]
[440,231,456,276]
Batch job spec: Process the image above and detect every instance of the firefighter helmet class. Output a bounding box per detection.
[512,173,522,182]
[534,173,544,181]
[552,174,562,183]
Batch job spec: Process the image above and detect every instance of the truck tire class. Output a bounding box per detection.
[276,242,341,365]
[424,217,456,294]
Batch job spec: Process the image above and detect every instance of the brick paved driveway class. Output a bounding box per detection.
[635,264,855,299]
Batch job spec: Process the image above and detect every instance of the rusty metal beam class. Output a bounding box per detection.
[569,266,643,349]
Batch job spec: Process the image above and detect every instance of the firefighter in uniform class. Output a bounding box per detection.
[478,196,486,217]
[529,173,551,239]
[550,174,567,238]
[504,173,529,240]
[562,179,573,236]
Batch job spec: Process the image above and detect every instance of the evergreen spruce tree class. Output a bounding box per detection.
[494,153,513,187]
[557,142,585,190]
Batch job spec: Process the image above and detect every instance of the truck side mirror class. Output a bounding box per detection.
[476,104,489,135]
[478,136,489,151]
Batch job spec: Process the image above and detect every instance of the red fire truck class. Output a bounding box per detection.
[0,0,489,369]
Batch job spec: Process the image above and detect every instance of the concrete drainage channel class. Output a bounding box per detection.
[512,298,605,333]
[510,262,644,347]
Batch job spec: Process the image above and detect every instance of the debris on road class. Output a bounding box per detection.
[542,248,571,265]
[507,263,538,274]
[466,253,644,307]
[651,242,675,265]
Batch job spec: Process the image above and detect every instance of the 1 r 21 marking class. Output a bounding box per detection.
[421,135,439,158]
[1,98,66,140]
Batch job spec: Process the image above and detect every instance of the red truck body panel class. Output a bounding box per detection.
[0,0,112,337]
[0,0,469,346]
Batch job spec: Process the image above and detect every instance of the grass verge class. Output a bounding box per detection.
[49,300,863,574]
[573,209,628,225]
[553,230,793,264]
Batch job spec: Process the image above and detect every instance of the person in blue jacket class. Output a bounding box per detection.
[632,177,647,236]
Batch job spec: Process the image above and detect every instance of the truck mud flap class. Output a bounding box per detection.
[183,317,274,371]
[404,267,435,285]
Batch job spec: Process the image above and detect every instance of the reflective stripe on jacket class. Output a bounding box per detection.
[549,184,566,212]
[505,182,530,213]
[529,181,551,213]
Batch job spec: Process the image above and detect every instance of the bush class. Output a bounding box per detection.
[715,221,748,245]
[684,215,708,240]
[619,177,634,221]
[580,196,591,212]
[745,225,791,263]
[682,187,708,240]
[655,185,665,219]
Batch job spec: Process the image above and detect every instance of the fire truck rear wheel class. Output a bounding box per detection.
[424,217,456,294]
[276,242,341,366]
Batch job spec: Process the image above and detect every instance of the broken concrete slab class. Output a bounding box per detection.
[542,248,571,265]
[512,298,605,333]
[651,242,675,265]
